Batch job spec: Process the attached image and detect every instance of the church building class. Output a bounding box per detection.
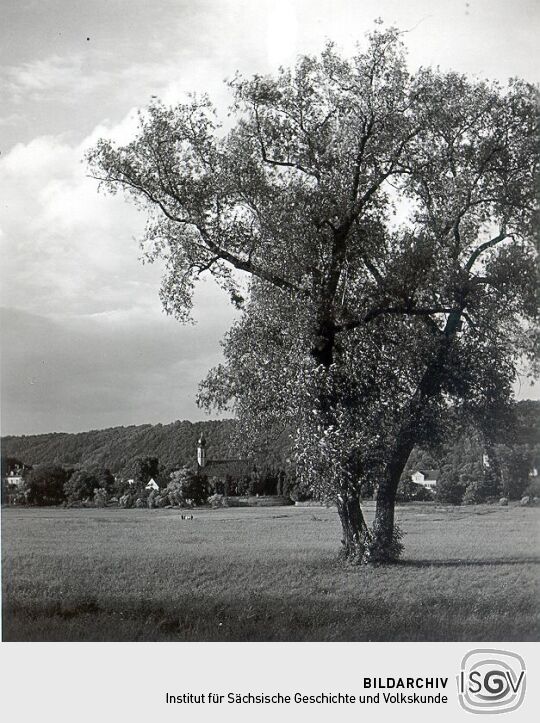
[196,433,256,496]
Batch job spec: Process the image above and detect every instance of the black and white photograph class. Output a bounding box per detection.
[1,0,538,658]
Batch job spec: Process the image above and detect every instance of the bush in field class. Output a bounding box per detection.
[117,486,149,508]
[436,468,466,505]
[288,476,313,502]
[397,478,434,502]
[166,467,209,506]
[412,484,434,502]
[396,477,416,502]
[236,476,250,495]
[26,465,69,506]
[165,481,184,506]
[147,489,158,508]
[93,488,108,507]
[113,477,132,497]
[463,469,499,504]
[118,493,131,508]
[64,470,99,503]
[148,491,168,507]
[524,478,540,498]
[463,479,487,504]
[208,493,227,508]
[96,469,115,495]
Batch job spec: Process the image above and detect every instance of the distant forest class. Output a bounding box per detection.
[1,419,290,475]
[2,401,539,487]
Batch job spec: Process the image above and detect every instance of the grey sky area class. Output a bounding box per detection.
[1,0,539,435]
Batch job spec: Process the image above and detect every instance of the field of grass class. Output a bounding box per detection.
[2,502,538,641]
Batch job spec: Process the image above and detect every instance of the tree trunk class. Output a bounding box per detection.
[370,478,400,563]
[337,490,370,562]
[369,440,414,563]
[367,314,464,562]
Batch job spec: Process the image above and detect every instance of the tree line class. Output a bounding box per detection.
[2,401,538,507]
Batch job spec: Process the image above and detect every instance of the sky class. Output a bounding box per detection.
[1,0,539,435]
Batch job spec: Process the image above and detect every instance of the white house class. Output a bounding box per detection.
[3,470,25,489]
[411,469,439,490]
[145,478,159,491]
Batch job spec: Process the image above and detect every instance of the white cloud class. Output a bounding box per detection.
[0,105,238,434]
[0,130,144,317]
[0,108,237,324]
[2,54,108,103]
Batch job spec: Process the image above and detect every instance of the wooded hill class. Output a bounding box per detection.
[2,401,538,482]
[1,420,246,475]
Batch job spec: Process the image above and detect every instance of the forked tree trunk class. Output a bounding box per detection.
[337,489,370,561]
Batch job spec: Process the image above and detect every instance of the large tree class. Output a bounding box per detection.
[88,26,538,562]
[25,465,69,506]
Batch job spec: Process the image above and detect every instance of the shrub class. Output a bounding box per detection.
[396,477,416,502]
[463,475,498,504]
[237,476,250,496]
[154,494,169,508]
[118,493,132,508]
[436,469,466,505]
[93,488,108,507]
[413,484,434,502]
[524,478,540,498]
[288,477,313,502]
[113,477,132,497]
[167,468,209,506]
[96,469,116,495]
[64,470,99,502]
[208,493,227,508]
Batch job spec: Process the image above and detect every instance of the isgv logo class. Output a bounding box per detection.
[458,649,526,714]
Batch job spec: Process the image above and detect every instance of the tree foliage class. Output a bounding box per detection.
[88,26,538,561]
[25,465,69,506]
[64,469,99,502]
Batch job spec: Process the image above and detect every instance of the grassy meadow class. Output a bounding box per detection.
[1,502,538,641]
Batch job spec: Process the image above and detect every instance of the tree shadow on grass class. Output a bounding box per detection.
[398,557,540,568]
[4,586,537,642]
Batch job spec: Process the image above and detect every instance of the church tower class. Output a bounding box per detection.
[197,433,207,468]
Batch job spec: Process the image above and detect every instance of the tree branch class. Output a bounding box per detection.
[464,228,510,272]
[335,304,458,332]
[196,225,304,295]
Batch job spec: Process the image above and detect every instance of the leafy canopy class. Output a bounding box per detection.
[88,26,538,502]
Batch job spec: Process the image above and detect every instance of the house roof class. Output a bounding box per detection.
[415,469,440,480]
[201,459,255,478]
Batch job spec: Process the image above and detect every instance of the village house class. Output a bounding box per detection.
[411,469,439,491]
[3,468,25,489]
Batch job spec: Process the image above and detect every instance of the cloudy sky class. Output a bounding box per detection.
[1,0,539,435]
